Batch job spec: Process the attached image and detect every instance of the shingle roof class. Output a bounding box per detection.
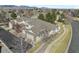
[0,27,32,53]
[21,17,57,35]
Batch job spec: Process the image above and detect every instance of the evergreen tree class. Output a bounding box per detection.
[38,13,44,20]
[11,12,17,19]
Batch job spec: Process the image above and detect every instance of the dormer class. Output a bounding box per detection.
[25,23,33,30]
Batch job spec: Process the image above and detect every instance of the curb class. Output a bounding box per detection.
[65,23,72,53]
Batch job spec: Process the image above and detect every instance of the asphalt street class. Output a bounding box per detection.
[68,21,79,52]
[67,16,79,53]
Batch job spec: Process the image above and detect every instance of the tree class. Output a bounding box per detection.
[58,14,65,24]
[11,12,17,19]
[46,12,52,23]
[51,11,56,23]
[61,13,65,19]
[0,11,6,22]
[56,11,60,15]
[76,10,79,17]
[45,12,56,23]
[38,14,44,20]
[38,11,57,24]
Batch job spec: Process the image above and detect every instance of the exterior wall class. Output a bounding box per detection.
[56,15,60,21]
[25,33,34,45]
[48,27,60,36]
[49,30,55,36]
[35,30,49,42]
[35,36,41,42]
[59,11,63,14]
[17,15,21,18]
[26,33,34,40]
[9,22,13,29]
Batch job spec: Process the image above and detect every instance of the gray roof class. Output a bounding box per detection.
[0,27,32,53]
[21,17,57,34]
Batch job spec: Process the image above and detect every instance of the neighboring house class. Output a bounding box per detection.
[24,18,60,43]
[56,15,60,21]
[8,17,60,46]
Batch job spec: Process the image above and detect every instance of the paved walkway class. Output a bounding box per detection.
[34,43,46,53]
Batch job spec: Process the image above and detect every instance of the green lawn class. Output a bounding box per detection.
[28,41,41,53]
[50,24,72,53]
